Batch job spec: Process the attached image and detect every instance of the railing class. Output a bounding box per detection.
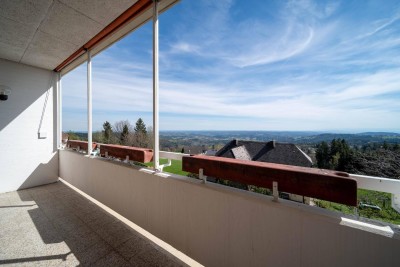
[66,140,97,152]
[182,154,358,206]
[63,143,400,212]
[349,174,400,213]
[161,151,400,212]
[100,144,153,163]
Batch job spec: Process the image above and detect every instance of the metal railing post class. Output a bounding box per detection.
[152,0,160,171]
[57,72,62,148]
[87,49,93,155]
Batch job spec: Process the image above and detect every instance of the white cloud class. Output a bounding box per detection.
[62,0,400,131]
[170,42,200,54]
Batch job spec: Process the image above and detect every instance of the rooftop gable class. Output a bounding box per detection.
[216,139,313,167]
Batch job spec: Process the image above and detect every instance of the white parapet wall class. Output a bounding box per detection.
[0,59,58,193]
[60,150,400,267]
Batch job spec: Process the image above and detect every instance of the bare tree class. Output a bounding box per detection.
[146,126,154,149]
[114,120,133,145]
[114,120,133,134]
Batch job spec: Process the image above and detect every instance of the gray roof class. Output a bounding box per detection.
[215,140,313,167]
[182,146,206,155]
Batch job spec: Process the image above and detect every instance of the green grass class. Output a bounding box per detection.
[315,189,400,225]
[144,159,189,176]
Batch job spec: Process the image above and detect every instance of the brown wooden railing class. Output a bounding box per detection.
[67,140,97,151]
[182,155,358,206]
[100,144,153,163]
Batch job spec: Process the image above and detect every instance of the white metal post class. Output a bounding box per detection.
[57,72,62,148]
[87,50,93,155]
[152,0,160,171]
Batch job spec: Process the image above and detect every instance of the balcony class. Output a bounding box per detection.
[1,0,400,266]
[56,148,400,266]
[1,146,399,266]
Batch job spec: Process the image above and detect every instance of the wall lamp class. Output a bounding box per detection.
[0,85,11,101]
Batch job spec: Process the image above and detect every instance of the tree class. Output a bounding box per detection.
[121,124,129,145]
[316,139,354,172]
[316,141,330,169]
[383,141,389,150]
[134,118,147,135]
[102,121,113,144]
[393,143,400,151]
[67,131,81,141]
[93,131,104,143]
[336,139,353,171]
[132,118,149,148]
[146,126,154,149]
[114,120,132,145]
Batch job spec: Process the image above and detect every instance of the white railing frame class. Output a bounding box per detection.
[349,174,400,213]
[158,151,190,171]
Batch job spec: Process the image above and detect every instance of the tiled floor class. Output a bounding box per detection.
[0,182,188,266]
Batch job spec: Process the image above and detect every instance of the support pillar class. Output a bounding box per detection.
[87,50,93,155]
[152,0,160,170]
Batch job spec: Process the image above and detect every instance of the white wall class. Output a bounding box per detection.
[0,59,58,193]
[60,150,400,267]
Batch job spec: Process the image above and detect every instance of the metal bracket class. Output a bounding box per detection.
[159,159,172,172]
[199,168,207,183]
[90,149,98,157]
[272,181,278,202]
[392,193,400,213]
[354,207,359,218]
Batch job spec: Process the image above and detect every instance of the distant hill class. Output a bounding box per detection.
[296,133,400,146]
[357,132,400,136]
[66,130,400,148]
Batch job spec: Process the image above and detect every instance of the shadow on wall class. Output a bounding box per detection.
[18,152,59,191]
[0,59,57,144]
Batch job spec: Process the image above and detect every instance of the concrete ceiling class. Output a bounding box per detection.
[0,0,137,70]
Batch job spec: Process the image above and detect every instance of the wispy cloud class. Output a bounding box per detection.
[62,0,400,132]
[169,42,200,54]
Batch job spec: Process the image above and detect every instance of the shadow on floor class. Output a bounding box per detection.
[0,182,188,266]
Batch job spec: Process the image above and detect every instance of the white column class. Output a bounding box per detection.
[87,50,93,155]
[152,0,160,170]
[57,72,62,148]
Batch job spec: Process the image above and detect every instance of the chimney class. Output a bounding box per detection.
[272,140,276,148]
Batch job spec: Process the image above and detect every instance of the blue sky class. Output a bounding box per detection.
[62,0,400,132]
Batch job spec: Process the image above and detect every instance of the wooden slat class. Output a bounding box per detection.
[67,140,97,151]
[100,144,153,163]
[182,155,358,206]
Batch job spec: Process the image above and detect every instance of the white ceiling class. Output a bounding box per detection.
[0,0,137,70]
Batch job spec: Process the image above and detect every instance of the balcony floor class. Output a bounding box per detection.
[0,182,188,266]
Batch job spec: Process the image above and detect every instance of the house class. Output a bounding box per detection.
[204,149,218,156]
[182,145,206,155]
[216,139,313,167]
[215,139,313,203]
